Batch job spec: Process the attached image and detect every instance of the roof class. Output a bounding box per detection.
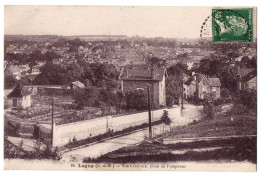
[184,73,221,87]
[119,67,167,81]
[184,73,205,85]
[7,84,31,98]
[71,81,85,88]
[242,69,257,82]
[207,78,221,87]
[238,68,257,81]
[196,74,205,83]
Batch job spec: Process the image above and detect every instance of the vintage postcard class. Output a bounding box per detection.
[3,6,257,171]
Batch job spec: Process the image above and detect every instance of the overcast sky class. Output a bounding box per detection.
[5,6,212,38]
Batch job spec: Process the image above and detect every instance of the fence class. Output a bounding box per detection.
[151,119,192,139]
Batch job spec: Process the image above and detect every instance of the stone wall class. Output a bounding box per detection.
[52,108,168,147]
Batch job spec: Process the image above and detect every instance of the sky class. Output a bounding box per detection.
[5,6,212,38]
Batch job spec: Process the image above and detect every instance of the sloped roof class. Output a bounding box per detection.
[7,84,31,98]
[119,67,167,81]
[71,81,85,88]
[184,77,194,85]
[240,68,255,78]
[242,69,257,82]
[184,73,221,87]
[196,74,205,83]
[184,73,205,85]
[207,78,221,87]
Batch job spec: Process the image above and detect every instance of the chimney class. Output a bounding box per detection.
[151,67,157,79]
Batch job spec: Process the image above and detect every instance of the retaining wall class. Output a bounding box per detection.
[53,108,168,147]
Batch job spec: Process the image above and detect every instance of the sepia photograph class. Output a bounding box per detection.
[3,5,257,172]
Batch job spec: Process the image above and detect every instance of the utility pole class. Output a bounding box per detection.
[51,94,54,149]
[147,84,152,139]
[181,55,184,111]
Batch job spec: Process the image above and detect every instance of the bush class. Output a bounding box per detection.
[236,89,257,110]
[221,88,231,98]
[161,110,171,125]
[203,102,215,120]
[166,96,174,107]
[125,90,147,111]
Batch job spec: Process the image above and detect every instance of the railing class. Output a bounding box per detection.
[151,119,192,139]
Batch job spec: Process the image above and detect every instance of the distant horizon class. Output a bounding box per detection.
[4,34,212,40]
[5,6,213,39]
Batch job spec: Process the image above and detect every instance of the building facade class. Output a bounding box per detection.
[237,67,257,91]
[6,84,32,109]
[119,67,167,106]
[184,73,221,100]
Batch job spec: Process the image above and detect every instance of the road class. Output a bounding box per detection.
[61,104,202,162]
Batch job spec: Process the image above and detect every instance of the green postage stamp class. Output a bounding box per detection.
[212,8,254,42]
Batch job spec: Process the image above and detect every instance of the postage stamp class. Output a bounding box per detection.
[212,8,254,42]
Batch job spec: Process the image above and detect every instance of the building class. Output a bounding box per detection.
[119,67,167,106]
[184,73,221,100]
[6,84,32,109]
[70,81,86,89]
[237,67,257,90]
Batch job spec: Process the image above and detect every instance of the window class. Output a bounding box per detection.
[137,88,144,91]
[212,87,216,92]
[202,87,206,93]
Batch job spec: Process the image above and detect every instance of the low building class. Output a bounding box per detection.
[119,67,167,106]
[6,84,32,109]
[237,67,257,90]
[184,73,221,100]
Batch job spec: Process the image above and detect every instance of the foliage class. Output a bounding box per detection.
[220,88,232,98]
[196,55,239,92]
[33,63,69,85]
[166,75,181,105]
[166,63,189,106]
[212,97,232,106]
[240,56,257,68]
[4,139,61,160]
[166,96,174,107]
[203,102,215,120]
[161,110,171,125]
[236,89,257,111]
[4,72,16,89]
[125,90,147,111]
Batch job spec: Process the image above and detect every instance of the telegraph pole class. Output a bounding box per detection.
[147,85,152,139]
[181,55,184,111]
[51,94,54,149]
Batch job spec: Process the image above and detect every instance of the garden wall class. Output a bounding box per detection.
[53,108,168,147]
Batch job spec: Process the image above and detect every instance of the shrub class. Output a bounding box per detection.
[221,88,232,98]
[203,102,215,120]
[161,110,171,125]
[166,96,174,107]
[236,89,257,110]
[125,90,147,111]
